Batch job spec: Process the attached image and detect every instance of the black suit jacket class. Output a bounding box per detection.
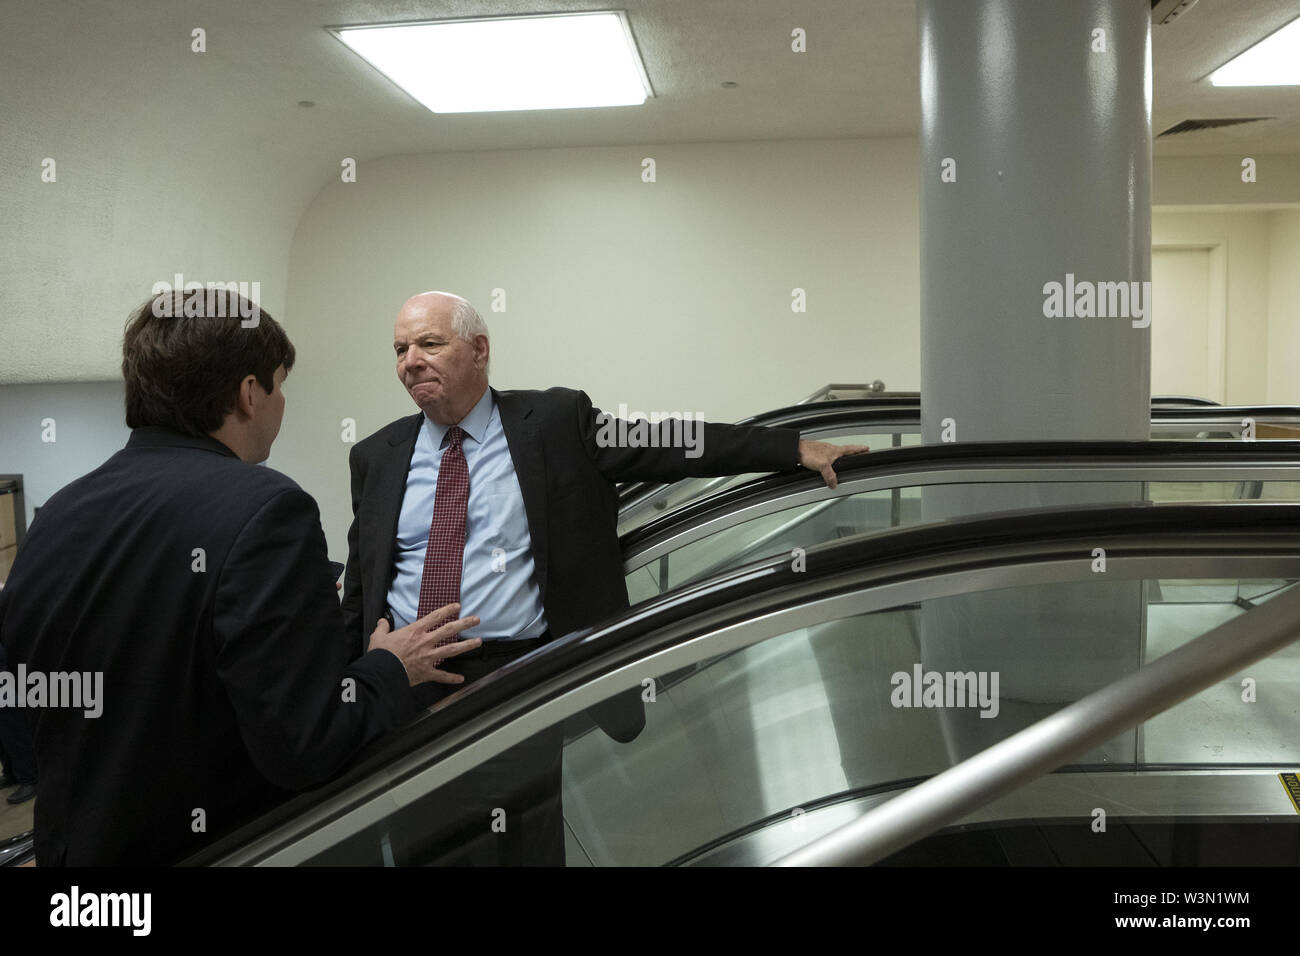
[0,427,413,866]
[342,387,799,732]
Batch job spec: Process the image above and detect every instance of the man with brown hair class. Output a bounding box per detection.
[0,289,480,865]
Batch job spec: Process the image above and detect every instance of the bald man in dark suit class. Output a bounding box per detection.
[342,291,868,864]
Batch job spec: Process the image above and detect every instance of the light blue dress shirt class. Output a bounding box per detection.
[386,387,547,641]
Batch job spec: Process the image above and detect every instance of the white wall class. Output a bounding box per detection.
[270,138,922,556]
[0,383,128,531]
[1267,210,1300,406]
[1150,208,1274,405]
[1153,154,1300,206]
[3,141,1299,559]
[0,98,296,385]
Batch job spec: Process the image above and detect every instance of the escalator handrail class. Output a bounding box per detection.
[1151,395,1222,406]
[617,404,922,507]
[775,574,1300,866]
[188,502,1300,865]
[737,397,919,424]
[1149,404,1300,420]
[622,438,1300,559]
[616,404,1300,509]
[798,387,1221,408]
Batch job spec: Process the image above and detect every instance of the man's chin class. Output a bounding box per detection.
[409,387,440,409]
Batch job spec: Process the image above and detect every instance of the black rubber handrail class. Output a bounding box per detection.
[616,404,921,506]
[1149,405,1300,421]
[738,397,919,423]
[1151,395,1221,406]
[616,404,1300,507]
[622,438,1300,554]
[185,501,1300,865]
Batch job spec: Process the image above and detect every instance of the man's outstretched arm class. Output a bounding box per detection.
[576,389,869,488]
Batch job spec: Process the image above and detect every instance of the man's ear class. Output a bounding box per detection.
[235,374,259,420]
[475,334,490,370]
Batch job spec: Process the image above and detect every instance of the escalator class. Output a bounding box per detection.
[617,400,921,532]
[794,385,1219,408]
[186,497,1300,867]
[623,439,1300,604]
[618,401,1300,536]
[799,385,1220,408]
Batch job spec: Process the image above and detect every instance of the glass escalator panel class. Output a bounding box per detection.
[617,429,920,536]
[619,407,1300,538]
[626,477,1300,604]
[296,567,1300,866]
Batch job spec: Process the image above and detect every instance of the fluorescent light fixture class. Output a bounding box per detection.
[331,12,651,113]
[1210,16,1300,86]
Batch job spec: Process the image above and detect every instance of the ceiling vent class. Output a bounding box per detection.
[1158,117,1272,137]
[1151,0,1199,26]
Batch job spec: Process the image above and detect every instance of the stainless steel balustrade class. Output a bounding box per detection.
[796,384,1220,407]
[1150,415,1300,438]
[616,407,919,533]
[775,580,1300,866]
[798,382,907,403]
[617,405,1300,536]
[624,451,1300,579]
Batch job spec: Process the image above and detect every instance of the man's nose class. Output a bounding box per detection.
[400,349,424,374]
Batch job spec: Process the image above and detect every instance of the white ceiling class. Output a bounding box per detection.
[4,0,1299,167]
[1151,0,1300,153]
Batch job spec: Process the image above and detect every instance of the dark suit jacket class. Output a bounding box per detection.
[342,387,800,734]
[0,427,413,866]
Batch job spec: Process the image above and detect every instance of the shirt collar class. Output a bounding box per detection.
[423,385,494,449]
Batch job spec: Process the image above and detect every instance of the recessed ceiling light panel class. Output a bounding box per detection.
[331,12,652,113]
[1210,16,1300,87]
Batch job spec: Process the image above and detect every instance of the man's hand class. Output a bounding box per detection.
[798,440,871,490]
[368,603,482,686]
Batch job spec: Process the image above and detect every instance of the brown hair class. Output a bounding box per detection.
[122,289,295,436]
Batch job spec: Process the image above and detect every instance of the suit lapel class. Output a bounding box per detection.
[493,387,549,596]
[371,413,422,601]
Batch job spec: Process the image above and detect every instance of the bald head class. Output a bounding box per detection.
[394,291,490,424]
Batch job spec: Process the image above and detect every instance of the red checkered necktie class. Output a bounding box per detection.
[416,425,469,644]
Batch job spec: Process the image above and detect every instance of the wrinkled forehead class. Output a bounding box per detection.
[394,299,455,341]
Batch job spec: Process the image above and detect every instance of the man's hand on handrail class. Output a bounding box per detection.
[798,440,871,490]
